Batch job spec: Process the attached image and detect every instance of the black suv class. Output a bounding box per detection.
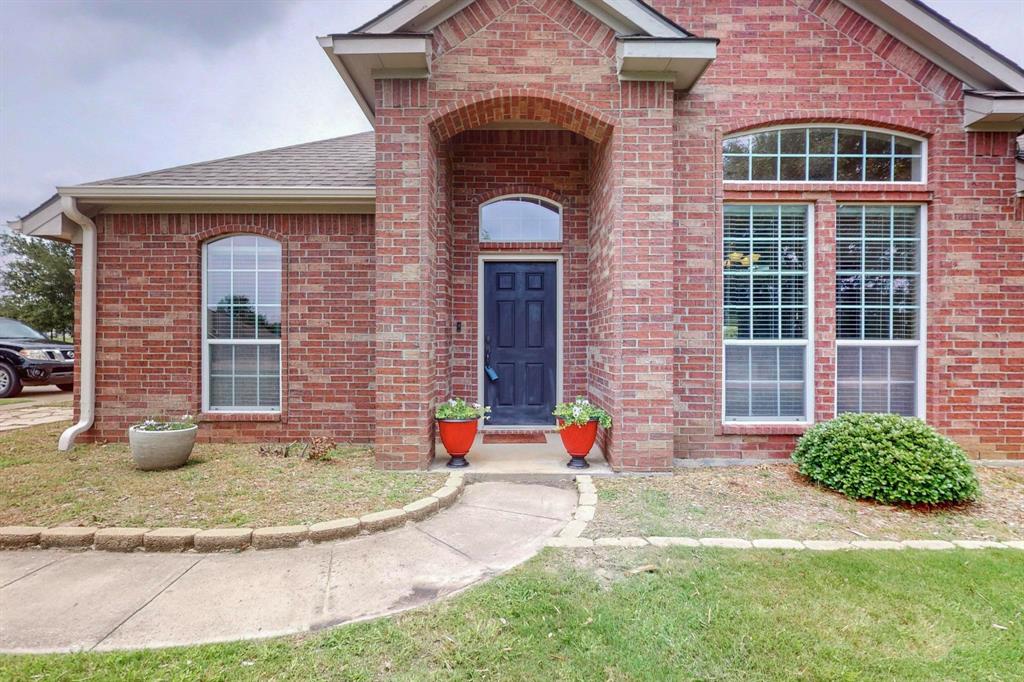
[0,318,74,398]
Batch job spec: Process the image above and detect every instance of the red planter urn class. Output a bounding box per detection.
[437,418,478,468]
[557,418,599,469]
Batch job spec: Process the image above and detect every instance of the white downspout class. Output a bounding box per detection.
[58,196,97,451]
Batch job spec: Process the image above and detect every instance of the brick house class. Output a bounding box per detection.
[10,0,1024,470]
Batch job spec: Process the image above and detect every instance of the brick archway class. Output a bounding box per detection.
[428,88,616,143]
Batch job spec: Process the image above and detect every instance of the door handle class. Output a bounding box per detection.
[484,335,498,381]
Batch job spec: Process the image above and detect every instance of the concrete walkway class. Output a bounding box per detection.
[0,481,576,653]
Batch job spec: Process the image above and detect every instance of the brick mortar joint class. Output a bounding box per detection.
[0,473,465,553]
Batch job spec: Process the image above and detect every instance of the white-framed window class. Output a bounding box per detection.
[202,235,282,412]
[835,205,925,417]
[724,126,925,183]
[723,204,813,422]
[479,195,561,242]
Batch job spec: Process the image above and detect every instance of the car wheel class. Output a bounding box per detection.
[57,383,74,392]
[0,364,23,399]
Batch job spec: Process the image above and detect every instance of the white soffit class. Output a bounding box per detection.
[839,0,1024,93]
[7,196,80,243]
[964,92,1024,132]
[617,38,717,90]
[318,34,432,122]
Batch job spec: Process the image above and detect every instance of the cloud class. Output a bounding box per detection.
[0,0,385,222]
[57,0,291,46]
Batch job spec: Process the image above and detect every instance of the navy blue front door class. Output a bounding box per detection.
[483,262,557,425]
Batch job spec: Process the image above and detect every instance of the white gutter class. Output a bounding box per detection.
[58,185,376,201]
[57,196,97,451]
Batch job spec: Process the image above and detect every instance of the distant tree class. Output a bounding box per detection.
[0,232,74,339]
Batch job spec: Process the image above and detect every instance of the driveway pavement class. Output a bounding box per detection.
[0,387,72,432]
[0,481,577,653]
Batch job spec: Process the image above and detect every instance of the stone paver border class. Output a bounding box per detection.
[552,474,595,542]
[0,472,464,553]
[547,535,1024,550]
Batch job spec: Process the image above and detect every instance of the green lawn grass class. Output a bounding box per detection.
[3,548,1020,681]
[589,464,1024,541]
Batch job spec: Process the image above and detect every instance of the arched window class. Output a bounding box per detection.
[480,195,561,242]
[723,126,924,183]
[202,235,281,412]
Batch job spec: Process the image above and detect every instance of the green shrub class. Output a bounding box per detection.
[791,414,979,505]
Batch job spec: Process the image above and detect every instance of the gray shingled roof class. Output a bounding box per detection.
[83,131,375,188]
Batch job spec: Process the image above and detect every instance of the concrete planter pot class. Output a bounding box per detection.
[129,425,198,471]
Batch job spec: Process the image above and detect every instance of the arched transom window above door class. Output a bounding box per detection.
[479,195,562,242]
[723,126,925,183]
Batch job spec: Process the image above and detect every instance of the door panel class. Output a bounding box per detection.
[483,262,557,425]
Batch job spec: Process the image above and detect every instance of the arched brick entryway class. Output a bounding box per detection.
[428,89,616,143]
[375,82,677,474]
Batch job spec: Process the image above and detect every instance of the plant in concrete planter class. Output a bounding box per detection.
[128,414,198,471]
[435,398,490,469]
[553,397,612,469]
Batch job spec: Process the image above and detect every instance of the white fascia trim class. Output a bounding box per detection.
[7,196,80,242]
[578,0,688,38]
[320,34,431,123]
[616,39,717,89]
[963,92,1024,132]
[358,0,690,37]
[58,185,376,201]
[318,36,374,124]
[329,34,431,57]
[358,0,453,33]
[839,0,1024,92]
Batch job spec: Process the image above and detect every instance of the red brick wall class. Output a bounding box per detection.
[81,213,376,444]
[656,0,1023,459]
[73,0,1023,464]
[447,129,590,402]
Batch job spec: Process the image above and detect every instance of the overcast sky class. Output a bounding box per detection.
[1,0,1022,224]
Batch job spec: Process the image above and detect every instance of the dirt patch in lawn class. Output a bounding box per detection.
[587,463,1024,541]
[0,422,444,528]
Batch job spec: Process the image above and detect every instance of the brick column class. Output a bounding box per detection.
[374,79,436,469]
[813,198,837,422]
[606,81,677,471]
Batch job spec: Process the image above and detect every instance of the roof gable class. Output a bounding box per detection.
[354,0,690,38]
[838,0,1024,93]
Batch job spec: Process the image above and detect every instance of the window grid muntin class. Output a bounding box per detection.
[836,345,917,416]
[724,127,923,183]
[724,205,808,341]
[835,205,920,341]
[835,204,925,419]
[724,204,811,422]
[203,235,282,413]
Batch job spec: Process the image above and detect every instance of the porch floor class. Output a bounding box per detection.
[430,433,612,475]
